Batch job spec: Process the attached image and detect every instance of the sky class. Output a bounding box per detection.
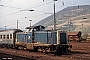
[0,0,90,30]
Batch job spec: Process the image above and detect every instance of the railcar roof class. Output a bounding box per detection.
[0,29,22,32]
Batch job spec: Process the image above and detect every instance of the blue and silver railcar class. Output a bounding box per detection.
[0,29,23,48]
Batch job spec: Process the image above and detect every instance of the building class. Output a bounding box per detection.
[67,31,82,42]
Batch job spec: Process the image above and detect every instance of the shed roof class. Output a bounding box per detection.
[67,32,79,36]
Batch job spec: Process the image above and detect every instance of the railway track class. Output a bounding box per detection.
[0,40,90,60]
[0,48,68,60]
[0,52,34,60]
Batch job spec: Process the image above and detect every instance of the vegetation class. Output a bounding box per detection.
[34,5,90,33]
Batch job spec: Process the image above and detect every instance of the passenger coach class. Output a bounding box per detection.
[0,29,23,48]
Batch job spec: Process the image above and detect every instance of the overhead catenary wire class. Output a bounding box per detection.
[0,11,51,29]
[0,0,85,29]
[0,0,53,18]
[0,0,53,25]
[0,0,63,20]
[0,0,57,29]
[16,0,30,9]
[20,1,53,11]
[2,5,22,9]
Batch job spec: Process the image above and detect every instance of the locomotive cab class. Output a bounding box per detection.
[25,25,45,32]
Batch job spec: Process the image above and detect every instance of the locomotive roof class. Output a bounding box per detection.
[25,25,45,29]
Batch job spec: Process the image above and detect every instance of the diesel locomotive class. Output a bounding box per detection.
[0,25,72,54]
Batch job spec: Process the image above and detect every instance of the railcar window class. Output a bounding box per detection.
[3,35,5,39]
[0,35,2,39]
[0,35,1,39]
[7,34,9,39]
[10,34,12,39]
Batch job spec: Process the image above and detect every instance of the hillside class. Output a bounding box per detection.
[34,5,90,33]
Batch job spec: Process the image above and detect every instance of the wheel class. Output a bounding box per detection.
[18,46,24,50]
[34,47,38,52]
[56,46,62,55]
